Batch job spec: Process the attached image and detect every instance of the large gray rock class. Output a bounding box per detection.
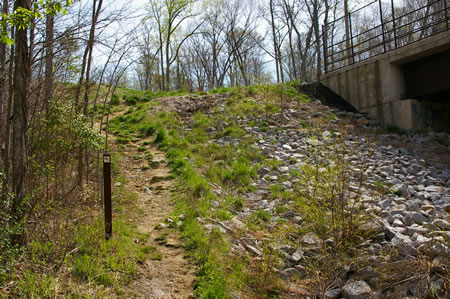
[290,248,304,263]
[425,185,445,193]
[342,280,372,299]
[432,219,450,230]
[390,184,404,196]
[411,212,428,225]
[280,267,303,279]
[324,288,341,299]
[301,232,321,247]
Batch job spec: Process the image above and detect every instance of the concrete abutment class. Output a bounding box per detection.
[321,31,450,132]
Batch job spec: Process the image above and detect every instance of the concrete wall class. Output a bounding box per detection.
[320,30,450,131]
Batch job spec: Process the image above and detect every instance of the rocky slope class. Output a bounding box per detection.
[156,91,449,298]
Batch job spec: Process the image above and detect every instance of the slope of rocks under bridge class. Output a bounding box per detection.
[145,92,449,298]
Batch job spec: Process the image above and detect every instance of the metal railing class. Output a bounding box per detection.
[323,0,450,73]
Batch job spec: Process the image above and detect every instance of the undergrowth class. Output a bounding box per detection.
[2,152,150,297]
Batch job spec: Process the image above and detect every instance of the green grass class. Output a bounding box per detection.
[17,271,59,298]
[7,161,150,297]
[137,146,147,152]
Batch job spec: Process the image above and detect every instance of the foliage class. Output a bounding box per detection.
[3,174,150,297]
[110,94,121,105]
[1,0,73,45]
[70,217,142,286]
[293,129,370,246]
[0,197,22,284]
[124,95,138,105]
[31,100,103,156]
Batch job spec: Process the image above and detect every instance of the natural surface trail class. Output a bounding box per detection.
[117,138,195,298]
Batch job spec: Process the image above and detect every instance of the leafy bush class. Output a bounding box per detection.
[110,94,120,105]
[153,129,167,144]
[124,95,138,105]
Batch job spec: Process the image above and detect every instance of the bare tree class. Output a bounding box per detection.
[148,0,201,91]
[0,0,8,142]
[11,0,31,242]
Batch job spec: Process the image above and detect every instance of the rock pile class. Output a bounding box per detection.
[189,98,449,297]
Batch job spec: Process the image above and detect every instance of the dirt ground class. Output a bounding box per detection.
[119,141,195,298]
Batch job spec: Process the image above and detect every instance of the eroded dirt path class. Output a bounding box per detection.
[119,141,195,298]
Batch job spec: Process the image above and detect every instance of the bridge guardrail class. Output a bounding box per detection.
[323,0,450,73]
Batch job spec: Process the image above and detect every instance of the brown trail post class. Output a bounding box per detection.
[103,154,112,240]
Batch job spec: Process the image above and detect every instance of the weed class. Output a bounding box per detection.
[275,205,287,214]
[248,210,271,226]
[225,195,244,210]
[216,209,232,221]
[145,153,154,162]
[116,137,130,144]
[69,216,144,287]
[139,124,157,137]
[153,130,167,144]
[124,95,138,106]
[223,158,257,187]
[293,127,370,247]
[110,94,120,105]
[17,271,59,298]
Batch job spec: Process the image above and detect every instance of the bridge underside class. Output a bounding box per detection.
[321,31,450,132]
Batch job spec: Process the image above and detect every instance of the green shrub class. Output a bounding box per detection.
[139,124,157,137]
[110,94,120,105]
[124,95,138,106]
[153,129,167,144]
[247,85,258,96]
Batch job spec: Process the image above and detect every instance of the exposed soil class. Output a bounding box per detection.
[117,140,195,298]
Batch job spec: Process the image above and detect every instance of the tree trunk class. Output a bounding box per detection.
[269,0,280,83]
[1,26,14,204]
[0,0,8,142]
[82,0,103,115]
[344,0,351,65]
[159,30,165,91]
[312,0,321,80]
[44,7,54,112]
[11,0,30,236]
[288,26,297,81]
[77,0,103,186]
[323,0,329,74]
[75,0,102,110]
[165,31,171,90]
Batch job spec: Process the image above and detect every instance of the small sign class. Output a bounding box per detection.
[104,155,111,163]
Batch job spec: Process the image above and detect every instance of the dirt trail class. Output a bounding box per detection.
[119,141,195,298]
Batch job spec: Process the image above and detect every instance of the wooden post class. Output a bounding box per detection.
[103,154,112,240]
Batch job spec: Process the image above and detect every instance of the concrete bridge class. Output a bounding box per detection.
[320,0,450,131]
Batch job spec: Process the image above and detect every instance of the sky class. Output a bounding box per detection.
[82,0,407,86]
